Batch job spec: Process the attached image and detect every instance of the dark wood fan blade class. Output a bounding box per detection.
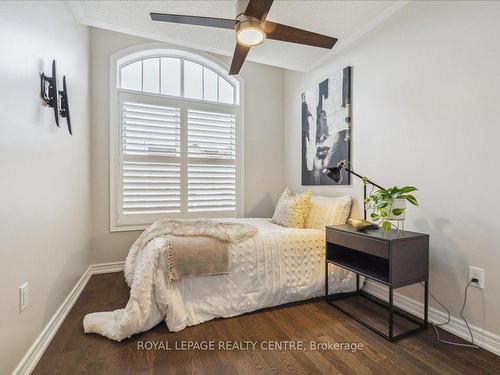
[244,0,274,22]
[264,21,337,49]
[229,44,251,75]
[150,13,236,30]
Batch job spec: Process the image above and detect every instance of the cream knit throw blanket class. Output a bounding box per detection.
[84,219,257,341]
[124,218,257,286]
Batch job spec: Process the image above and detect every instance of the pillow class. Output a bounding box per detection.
[305,195,352,229]
[272,188,312,228]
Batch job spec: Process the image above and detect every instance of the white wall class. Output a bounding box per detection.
[284,1,500,336]
[89,28,285,264]
[0,2,90,374]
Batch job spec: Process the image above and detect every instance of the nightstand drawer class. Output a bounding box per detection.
[326,229,389,259]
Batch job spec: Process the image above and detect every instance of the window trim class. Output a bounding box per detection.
[109,44,245,232]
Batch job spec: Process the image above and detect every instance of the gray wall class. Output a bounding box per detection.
[0,2,90,374]
[89,28,285,264]
[284,1,500,336]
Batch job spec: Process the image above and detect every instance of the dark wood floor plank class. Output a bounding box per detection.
[32,272,499,375]
[265,309,337,375]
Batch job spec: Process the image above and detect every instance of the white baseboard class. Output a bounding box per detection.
[362,280,500,356]
[90,261,126,275]
[11,261,125,375]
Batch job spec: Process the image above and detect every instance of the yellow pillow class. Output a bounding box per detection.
[272,188,312,228]
[305,195,352,229]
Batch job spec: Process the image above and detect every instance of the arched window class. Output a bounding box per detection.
[110,47,242,230]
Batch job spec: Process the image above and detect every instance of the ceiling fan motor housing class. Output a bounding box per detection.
[235,16,266,47]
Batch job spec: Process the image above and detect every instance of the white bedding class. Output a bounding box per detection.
[164,218,360,329]
[84,218,362,340]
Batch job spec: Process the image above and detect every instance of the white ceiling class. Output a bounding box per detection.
[68,0,407,72]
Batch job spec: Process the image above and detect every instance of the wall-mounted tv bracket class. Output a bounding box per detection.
[40,60,59,127]
[58,76,72,135]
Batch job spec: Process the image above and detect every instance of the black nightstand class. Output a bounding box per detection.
[325,224,429,341]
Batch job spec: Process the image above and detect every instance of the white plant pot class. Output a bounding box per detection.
[387,198,406,220]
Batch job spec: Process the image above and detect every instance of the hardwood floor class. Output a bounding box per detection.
[33,273,500,375]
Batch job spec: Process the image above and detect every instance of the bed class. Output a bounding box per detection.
[84,216,362,340]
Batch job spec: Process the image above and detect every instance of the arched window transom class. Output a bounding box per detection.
[119,56,237,105]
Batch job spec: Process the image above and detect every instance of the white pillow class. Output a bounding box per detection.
[272,188,312,228]
[305,195,352,229]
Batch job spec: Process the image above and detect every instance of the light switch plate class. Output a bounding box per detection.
[19,283,29,312]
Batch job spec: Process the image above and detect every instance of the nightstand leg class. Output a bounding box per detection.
[325,262,329,299]
[389,286,394,339]
[356,273,360,292]
[424,280,429,327]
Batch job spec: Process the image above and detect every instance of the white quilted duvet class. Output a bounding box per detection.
[167,218,360,329]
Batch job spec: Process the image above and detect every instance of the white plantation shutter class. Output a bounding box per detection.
[187,110,236,159]
[122,101,181,157]
[187,109,236,213]
[114,90,240,228]
[188,164,236,212]
[118,95,182,223]
[122,161,181,214]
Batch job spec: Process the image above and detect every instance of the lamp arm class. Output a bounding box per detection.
[337,160,385,190]
[342,167,385,190]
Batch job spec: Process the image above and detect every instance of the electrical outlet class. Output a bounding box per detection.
[469,266,484,289]
[19,283,29,312]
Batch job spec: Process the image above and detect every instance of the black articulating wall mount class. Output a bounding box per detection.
[40,60,72,135]
[40,60,59,127]
[58,76,72,135]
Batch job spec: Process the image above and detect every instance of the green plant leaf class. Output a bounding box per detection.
[400,186,417,194]
[375,201,388,209]
[370,213,380,220]
[380,209,388,218]
[382,221,392,232]
[392,208,405,216]
[405,195,418,206]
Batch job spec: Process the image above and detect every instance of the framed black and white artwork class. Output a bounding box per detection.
[301,66,351,185]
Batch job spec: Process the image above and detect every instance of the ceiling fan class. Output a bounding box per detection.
[150,0,337,75]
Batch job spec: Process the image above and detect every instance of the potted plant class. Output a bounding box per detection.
[364,186,418,231]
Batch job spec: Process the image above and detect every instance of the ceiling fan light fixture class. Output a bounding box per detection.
[235,20,266,47]
[150,0,338,75]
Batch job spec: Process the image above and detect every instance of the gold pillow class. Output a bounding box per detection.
[272,188,312,228]
[305,195,352,229]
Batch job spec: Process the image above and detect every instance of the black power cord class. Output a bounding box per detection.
[421,280,479,348]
